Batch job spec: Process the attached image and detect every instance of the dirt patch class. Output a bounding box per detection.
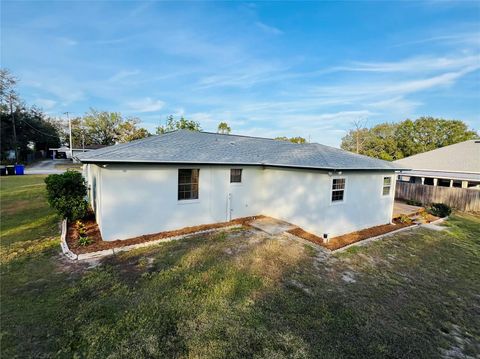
[66,214,266,255]
[288,220,415,251]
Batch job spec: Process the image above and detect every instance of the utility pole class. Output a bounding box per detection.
[81,117,85,152]
[9,93,18,164]
[65,112,73,159]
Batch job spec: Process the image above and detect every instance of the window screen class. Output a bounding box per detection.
[178,169,199,200]
[332,178,345,202]
[230,169,242,183]
[382,176,392,196]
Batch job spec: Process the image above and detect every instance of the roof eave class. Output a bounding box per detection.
[78,159,402,171]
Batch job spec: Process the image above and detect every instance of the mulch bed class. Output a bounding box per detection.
[288,219,416,251]
[67,214,265,254]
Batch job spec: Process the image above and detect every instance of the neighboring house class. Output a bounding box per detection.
[76,130,403,241]
[394,140,480,189]
[50,145,107,160]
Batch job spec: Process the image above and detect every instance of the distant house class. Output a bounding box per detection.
[76,130,403,241]
[50,145,107,160]
[394,140,480,189]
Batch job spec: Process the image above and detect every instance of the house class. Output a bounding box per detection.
[394,140,480,189]
[50,145,107,160]
[76,130,403,241]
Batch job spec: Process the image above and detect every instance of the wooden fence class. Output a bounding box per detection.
[395,181,480,212]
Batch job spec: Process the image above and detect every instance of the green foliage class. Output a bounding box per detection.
[44,171,88,220]
[76,220,87,236]
[406,199,422,206]
[0,69,61,162]
[341,117,478,160]
[427,203,452,218]
[275,136,307,144]
[80,109,150,146]
[2,178,480,359]
[217,121,231,134]
[398,214,412,224]
[78,236,93,246]
[156,115,202,134]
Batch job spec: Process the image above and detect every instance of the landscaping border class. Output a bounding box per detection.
[331,216,448,253]
[60,219,78,260]
[61,223,243,261]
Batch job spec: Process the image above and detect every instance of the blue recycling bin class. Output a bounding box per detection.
[14,164,25,175]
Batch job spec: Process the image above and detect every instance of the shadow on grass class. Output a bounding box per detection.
[2,216,480,358]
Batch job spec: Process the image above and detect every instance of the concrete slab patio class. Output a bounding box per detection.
[248,217,298,235]
[393,201,423,219]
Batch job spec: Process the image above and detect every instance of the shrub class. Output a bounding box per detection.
[427,203,452,218]
[406,199,422,206]
[398,214,412,224]
[78,236,93,246]
[76,220,87,236]
[45,170,89,220]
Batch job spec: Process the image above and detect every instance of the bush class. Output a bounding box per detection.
[406,199,422,206]
[398,214,412,224]
[427,203,452,218]
[45,170,89,220]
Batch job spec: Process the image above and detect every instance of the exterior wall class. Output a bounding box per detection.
[260,168,395,238]
[87,164,395,241]
[92,165,263,241]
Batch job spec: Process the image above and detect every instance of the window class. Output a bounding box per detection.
[178,169,199,200]
[331,178,345,202]
[230,169,242,183]
[382,176,392,196]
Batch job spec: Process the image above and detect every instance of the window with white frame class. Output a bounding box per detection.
[382,176,392,196]
[331,178,346,202]
[230,169,242,183]
[178,169,199,200]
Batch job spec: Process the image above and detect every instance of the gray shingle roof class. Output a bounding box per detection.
[75,130,403,171]
[394,140,480,174]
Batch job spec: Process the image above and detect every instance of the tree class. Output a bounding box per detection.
[117,119,150,143]
[217,122,231,134]
[83,110,123,146]
[80,109,149,146]
[156,115,202,134]
[1,69,61,162]
[275,136,307,144]
[340,117,478,160]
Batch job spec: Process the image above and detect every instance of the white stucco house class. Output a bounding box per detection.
[76,130,403,241]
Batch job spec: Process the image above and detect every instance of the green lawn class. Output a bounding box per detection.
[1,175,479,358]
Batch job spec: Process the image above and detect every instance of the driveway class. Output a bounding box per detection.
[25,159,73,175]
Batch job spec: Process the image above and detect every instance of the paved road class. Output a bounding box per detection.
[25,159,73,175]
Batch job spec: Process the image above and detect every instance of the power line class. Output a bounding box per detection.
[17,117,61,138]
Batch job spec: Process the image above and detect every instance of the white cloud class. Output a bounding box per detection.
[109,69,140,82]
[255,21,283,35]
[34,98,57,110]
[127,97,165,112]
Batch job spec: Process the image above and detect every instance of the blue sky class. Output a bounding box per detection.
[2,1,479,147]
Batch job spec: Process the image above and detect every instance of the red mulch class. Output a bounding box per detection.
[67,214,265,254]
[288,219,415,251]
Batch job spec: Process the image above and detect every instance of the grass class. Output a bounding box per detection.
[1,176,479,358]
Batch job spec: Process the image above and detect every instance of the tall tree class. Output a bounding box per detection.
[1,69,61,162]
[217,122,231,134]
[117,119,150,143]
[275,136,307,144]
[341,117,478,160]
[156,115,202,134]
[81,109,149,146]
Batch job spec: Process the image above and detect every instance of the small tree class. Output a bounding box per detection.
[45,171,89,220]
[155,115,202,134]
[217,122,231,134]
[275,136,307,144]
